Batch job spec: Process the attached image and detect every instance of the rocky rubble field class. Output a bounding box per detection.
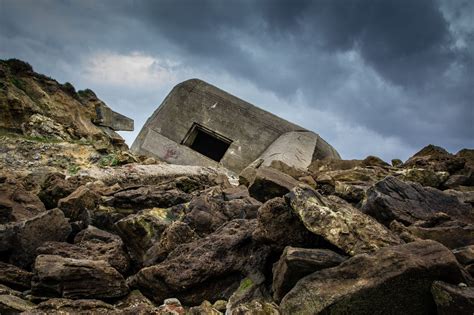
[1,59,474,314]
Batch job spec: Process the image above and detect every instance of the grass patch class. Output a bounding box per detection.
[68,164,80,175]
[99,154,119,167]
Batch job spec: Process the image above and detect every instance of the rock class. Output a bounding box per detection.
[444,174,471,188]
[401,168,449,188]
[395,219,474,249]
[37,173,78,209]
[156,298,185,315]
[23,298,115,314]
[114,289,160,314]
[404,144,465,173]
[453,245,474,265]
[280,240,467,314]
[110,185,192,210]
[0,294,35,314]
[115,208,171,266]
[362,176,473,226]
[228,300,280,315]
[287,186,401,256]
[268,160,309,179]
[0,262,32,291]
[182,188,260,236]
[272,247,347,303]
[57,185,100,226]
[248,167,300,203]
[21,114,72,141]
[334,181,367,204]
[128,219,270,305]
[226,277,270,314]
[188,300,222,314]
[31,254,129,299]
[252,197,321,251]
[3,208,71,268]
[443,189,474,206]
[361,155,390,167]
[36,227,130,275]
[391,159,403,167]
[0,181,45,223]
[144,221,199,266]
[431,281,474,315]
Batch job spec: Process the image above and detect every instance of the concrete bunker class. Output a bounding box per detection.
[132,79,341,173]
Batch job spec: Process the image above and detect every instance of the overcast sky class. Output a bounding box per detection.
[1,0,472,161]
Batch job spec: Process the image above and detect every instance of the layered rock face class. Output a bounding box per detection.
[1,60,473,314]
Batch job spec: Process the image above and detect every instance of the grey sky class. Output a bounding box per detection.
[1,0,473,161]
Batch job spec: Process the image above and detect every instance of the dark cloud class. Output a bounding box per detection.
[0,0,472,160]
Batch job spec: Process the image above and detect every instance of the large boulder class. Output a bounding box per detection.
[23,298,116,314]
[31,254,129,299]
[272,247,347,303]
[36,226,130,274]
[252,197,322,251]
[57,185,100,228]
[0,180,45,223]
[287,186,401,256]
[37,173,79,209]
[431,281,474,315]
[280,240,467,314]
[128,219,270,305]
[362,176,473,226]
[247,167,300,203]
[1,208,71,268]
[403,144,465,173]
[0,294,35,314]
[0,262,32,291]
[114,208,171,266]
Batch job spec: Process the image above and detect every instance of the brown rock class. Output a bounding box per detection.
[0,262,32,291]
[128,219,270,305]
[287,186,401,256]
[453,245,474,265]
[248,167,300,202]
[252,197,321,251]
[37,173,78,209]
[57,185,100,225]
[110,185,191,210]
[280,240,467,314]
[272,247,347,303]
[431,281,474,315]
[362,176,473,226]
[0,294,35,314]
[31,254,129,299]
[0,181,45,223]
[23,298,115,314]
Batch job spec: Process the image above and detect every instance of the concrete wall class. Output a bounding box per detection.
[132,79,340,173]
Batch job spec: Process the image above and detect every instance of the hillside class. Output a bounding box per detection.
[0,59,473,314]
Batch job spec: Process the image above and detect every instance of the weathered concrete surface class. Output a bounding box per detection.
[258,131,336,170]
[132,79,340,173]
[94,103,134,131]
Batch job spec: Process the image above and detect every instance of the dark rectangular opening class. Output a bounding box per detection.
[182,123,232,162]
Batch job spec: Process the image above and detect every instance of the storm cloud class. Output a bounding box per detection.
[1,0,472,161]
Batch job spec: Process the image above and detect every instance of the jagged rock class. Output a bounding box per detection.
[0,294,35,314]
[0,284,22,297]
[37,173,78,209]
[391,158,403,167]
[115,290,160,314]
[443,189,474,206]
[21,114,72,141]
[453,245,474,265]
[268,160,309,179]
[272,247,347,303]
[156,298,185,315]
[391,218,474,249]
[280,240,467,314]
[57,185,100,226]
[248,167,300,202]
[287,186,401,256]
[431,281,474,315]
[222,185,251,201]
[362,176,473,226]
[128,219,270,305]
[1,208,71,268]
[31,254,129,299]
[404,144,465,173]
[229,300,280,315]
[401,168,449,188]
[144,221,199,266]
[252,197,321,251]
[36,226,130,274]
[109,185,192,210]
[0,181,45,223]
[444,174,471,188]
[0,262,32,291]
[188,300,222,314]
[182,188,260,236]
[115,208,171,266]
[226,277,270,314]
[334,181,367,204]
[23,298,115,314]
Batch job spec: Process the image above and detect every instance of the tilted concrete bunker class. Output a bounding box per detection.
[132,79,340,173]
